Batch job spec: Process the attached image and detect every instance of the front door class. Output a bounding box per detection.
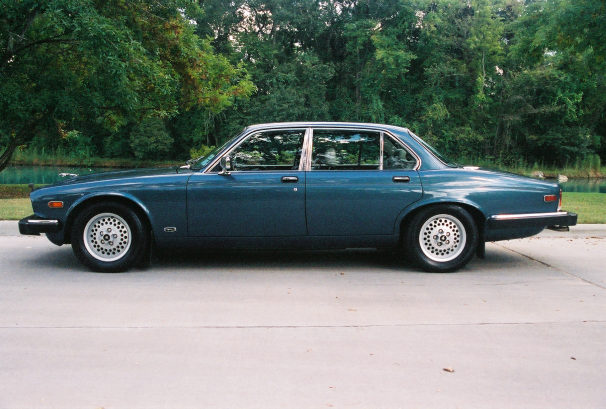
[187,129,307,237]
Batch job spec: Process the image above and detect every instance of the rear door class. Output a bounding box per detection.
[305,128,422,236]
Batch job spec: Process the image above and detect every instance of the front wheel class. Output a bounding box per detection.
[71,202,148,272]
[404,205,478,273]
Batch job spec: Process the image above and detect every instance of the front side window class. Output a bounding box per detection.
[220,129,305,172]
[311,129,380,170]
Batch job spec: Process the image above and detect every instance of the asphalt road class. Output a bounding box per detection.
[1,221,605,409]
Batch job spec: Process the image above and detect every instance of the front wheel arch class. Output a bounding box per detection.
[64,195,152,245]
[70,201,151,272]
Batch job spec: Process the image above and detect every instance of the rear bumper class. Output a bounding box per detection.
[19,215,61,235]
[487,211,578,230]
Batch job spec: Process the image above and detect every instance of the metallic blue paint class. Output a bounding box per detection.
[187,170,306,237]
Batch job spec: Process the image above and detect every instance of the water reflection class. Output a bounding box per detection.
[560,179,606,193]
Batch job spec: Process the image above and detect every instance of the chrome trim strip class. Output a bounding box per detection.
[490,212,570,221]
[379,132,384,171]
[27,219,59,225]
[301,127,313,172]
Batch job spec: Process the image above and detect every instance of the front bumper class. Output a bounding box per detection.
[487,211,578,230]
[19,215,61,235]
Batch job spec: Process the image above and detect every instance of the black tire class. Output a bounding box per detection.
[71,202,149,272]
[404,205,478,273]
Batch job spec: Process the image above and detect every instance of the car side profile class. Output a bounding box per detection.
[19,122,577,272]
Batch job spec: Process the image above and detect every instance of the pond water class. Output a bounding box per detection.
[0,166,121,185]
[1,165,605,192]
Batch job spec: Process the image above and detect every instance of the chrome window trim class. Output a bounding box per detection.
[379,132,384,171]
[203,127,309,174]
[204,125,421,173]
[490,212,571,221]
[299,128,312,172]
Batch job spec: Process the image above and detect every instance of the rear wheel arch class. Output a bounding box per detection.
[399,202,482,272]
[398,201,485,242]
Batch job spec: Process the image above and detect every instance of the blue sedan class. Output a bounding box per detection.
[19,122,577,272]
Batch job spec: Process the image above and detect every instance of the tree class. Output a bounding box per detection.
[0,0,253,171]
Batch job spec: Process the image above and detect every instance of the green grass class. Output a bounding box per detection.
[562,192,606,224]
[0,199,32,220]
[1,188,604,223]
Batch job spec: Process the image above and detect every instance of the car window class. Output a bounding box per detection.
[216,129,305,172]
[311,129,380,170]
[383,135,417,170]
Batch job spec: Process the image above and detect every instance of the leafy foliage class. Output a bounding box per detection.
[1,0,604,168]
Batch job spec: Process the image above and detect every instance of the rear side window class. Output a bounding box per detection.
[311,129,380,170]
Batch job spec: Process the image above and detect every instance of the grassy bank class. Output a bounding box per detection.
[12,149,177,168]
[1,190,603,223]
[0,184,46,199]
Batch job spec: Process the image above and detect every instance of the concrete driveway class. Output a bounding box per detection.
[1,221,605,409]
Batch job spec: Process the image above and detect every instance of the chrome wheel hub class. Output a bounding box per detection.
[419,214,466,262]
[83,213,132,262]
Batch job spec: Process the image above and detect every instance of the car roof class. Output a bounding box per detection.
[245,122,410,134]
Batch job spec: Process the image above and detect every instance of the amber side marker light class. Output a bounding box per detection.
[48,201,64,209]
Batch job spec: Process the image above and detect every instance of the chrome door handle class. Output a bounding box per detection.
[281,176,299,183]
[392,176,410,183]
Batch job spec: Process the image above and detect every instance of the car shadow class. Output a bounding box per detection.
[21,244,522,275]
[153,248,407,271]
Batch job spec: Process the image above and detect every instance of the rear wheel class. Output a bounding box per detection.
[404,205,478,272]
[71,202,148,272]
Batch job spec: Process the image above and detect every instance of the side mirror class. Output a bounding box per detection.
[219,155,232,175]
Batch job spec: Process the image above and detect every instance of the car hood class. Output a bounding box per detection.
[48,167,188,187]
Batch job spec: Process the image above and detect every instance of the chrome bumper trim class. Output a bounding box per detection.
[26,219,59,225]
[490,211,571,221]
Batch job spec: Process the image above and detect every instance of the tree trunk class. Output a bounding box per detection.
[0,136,18,173]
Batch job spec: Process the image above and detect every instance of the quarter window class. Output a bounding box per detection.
[221,129,305,172]
[311,130,380,170]
[383,136,417,170]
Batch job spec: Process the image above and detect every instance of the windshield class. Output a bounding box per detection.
[407,130,458,167]
[189,135,237,170]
